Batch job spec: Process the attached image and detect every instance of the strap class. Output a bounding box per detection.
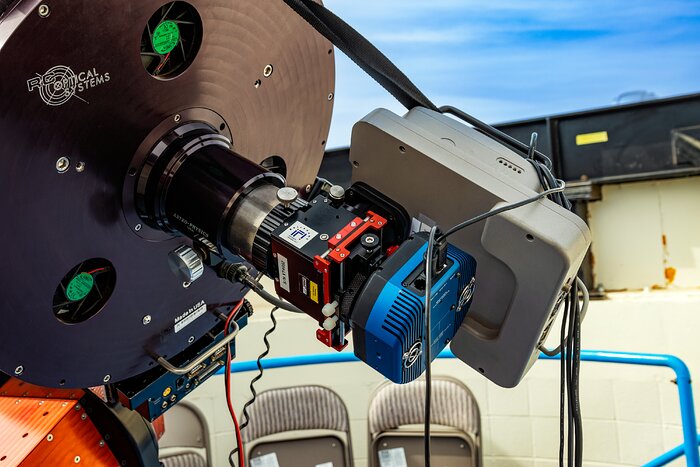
[281,0,439,112]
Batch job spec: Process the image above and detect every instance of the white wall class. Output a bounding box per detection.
[182,177,700,466]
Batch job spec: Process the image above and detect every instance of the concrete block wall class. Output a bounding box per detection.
[182,289,700,466]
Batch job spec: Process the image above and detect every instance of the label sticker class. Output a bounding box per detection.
[277,254,291,293]
[66,273,94,301]
[310,281,319,303]
[300,274,310,296]
[378,447,408,467]
[280,221,318,249]
[250,453,280,467]
[316,463,333,467]
[174,300,207,333]
[576,131,609,146]
[152,20,181,54]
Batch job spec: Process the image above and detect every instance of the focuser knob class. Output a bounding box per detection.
[168,245,204,284]
[276,187,299,208]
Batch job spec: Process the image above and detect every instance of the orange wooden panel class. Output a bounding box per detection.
[0,397,75,466]
[20,403,118,467]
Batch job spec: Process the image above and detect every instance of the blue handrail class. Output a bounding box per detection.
[220,349,700,466]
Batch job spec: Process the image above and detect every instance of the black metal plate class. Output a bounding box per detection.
[0,0,334,387]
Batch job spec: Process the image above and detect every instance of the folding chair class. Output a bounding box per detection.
[159,401,209,467]
[368,377,482,467]
[244,385,354,467]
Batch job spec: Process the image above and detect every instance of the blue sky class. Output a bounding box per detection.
[323,0,700,147]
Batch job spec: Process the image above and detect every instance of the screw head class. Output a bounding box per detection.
[142,315,151,325]
[75,161,86,173]
[174,114,181,122]
[134,224,142,232]
[263,64,274,77]
[305,184,312,193]
[80,413,87,420]
[56,157,70,173]
[99,440,105,448]
[14,365,23,375]
[47,434,54,442]
[103,374,111,383]
[183,281,191,288]
[38,4,50,17]
[74,456,81,464]
[188,336,195,344]
[320,234,329,241]
[328,93,334,101]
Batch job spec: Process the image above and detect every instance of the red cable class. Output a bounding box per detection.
[225,301,246,467]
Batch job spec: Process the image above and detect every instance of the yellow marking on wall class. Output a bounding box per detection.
[576,131,609,146]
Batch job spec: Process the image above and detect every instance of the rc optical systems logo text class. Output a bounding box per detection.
[27,65,111,106]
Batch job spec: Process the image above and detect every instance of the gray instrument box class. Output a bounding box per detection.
[351,108,591,388]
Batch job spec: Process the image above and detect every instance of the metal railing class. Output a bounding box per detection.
[220,349,700,466]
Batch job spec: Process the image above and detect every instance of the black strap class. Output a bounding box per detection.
[281,0,439,112]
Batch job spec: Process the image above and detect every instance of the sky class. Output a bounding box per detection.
[323,0,700,147]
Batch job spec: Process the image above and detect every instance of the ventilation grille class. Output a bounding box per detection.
[381,289,424,382]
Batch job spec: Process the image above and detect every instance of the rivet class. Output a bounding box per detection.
[74,456,81,464]
[174,114,181,122]
[103,374,111,383]
[47,434,54,442]
[99,440,105,448]
[134,224,142,232]
[263,64,274,77]
[81,413,87,421]
[188,336,195,344]
[183,281,191,288]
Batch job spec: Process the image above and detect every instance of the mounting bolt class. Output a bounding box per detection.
[263,64,274,77]
[14,365,23,375]
[103,374,111,383]
[142,315,151,325]
[174,114,181,123]
[75,161,86,173]
[56,157,70,173]
[38,4,50,17]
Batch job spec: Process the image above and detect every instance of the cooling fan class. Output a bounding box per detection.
[140,1,203,79]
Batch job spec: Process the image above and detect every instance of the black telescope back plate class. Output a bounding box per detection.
[0,0,334,387]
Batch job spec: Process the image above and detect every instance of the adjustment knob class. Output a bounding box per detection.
[276,187,298,208]
[329,185,345,201]
[168,245,204,284]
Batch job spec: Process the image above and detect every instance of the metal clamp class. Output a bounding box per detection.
[154,322,240,375]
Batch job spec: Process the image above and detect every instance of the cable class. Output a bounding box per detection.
[229,307,280,464]
[218,262,304,314]
[422,225,439,467]
[224,301,246,467]
[442,183,566,239]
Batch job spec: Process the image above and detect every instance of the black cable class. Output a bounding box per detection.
[229,307,279,464]
[442,184,565,239]
[423,226,439,467]
[559,296,570,467]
